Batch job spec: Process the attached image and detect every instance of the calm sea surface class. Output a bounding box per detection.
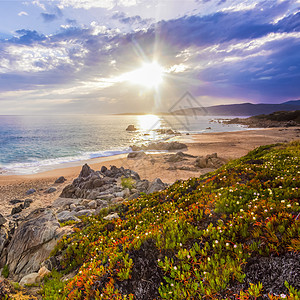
[0,115,247,174]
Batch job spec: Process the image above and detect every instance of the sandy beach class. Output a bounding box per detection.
[1,127,299,217]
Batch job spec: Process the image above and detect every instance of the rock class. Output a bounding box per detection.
[26,188,36,195]
[101,166,107,173]
[6,208,68,279]
[97,194,114,201]
[103,213,120,221]
[115,191,124,198]
[79,164,94,178]
[131,141,187,152]
[80,199,90,207]
[87,190,99,200]
[147,178,166,194]
[74,209,96,217]
[56,211,79,223]
[195,156,207,168]
[70,204,76,211]
[0,226,9,257]
[11,205,22,215]
[74,205,86,212]
[51,198,81,209]
[136,180,149,192]
[93,179,103,188]
[127,152,146,159]
[19,273,40,286]
[123,188,130,198]
[88,200,97,209]
[111,197,124,205]
[55,176,66,184]
[44,187,57,194]
[38,266,51,278]
[96,199,108,209]
[126,124,137,131]
[0,214,7,226]
[9,199,23,205]
[23,199,33,209]
[128,192,141,201]
[195,153,224,169]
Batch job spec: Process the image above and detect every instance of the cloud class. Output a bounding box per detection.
[1,0,299,114]
[41,6,63,22]
[18,11,28,16]
[53,0,138,10]
[41,13,58,22]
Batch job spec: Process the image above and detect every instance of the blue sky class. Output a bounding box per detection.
[0,0,299,114]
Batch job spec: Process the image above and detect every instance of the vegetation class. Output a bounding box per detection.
[1,265,9,279]
[42,141,300,299]
[121,176,136,190]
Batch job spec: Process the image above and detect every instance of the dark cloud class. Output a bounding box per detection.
[41,13,58,22]
[9,29,46,44]
[41,6,63,22]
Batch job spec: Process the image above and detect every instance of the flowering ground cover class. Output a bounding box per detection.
[42,141,300,299]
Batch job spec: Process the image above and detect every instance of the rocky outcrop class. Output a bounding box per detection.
[5,208,70,280]
[195,153,225,169]
[60,164,140,200]
[127,152,147,159]
[131,141,187,152]
[55,176,66,184]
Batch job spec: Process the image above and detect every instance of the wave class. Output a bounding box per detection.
[0,148,131,175]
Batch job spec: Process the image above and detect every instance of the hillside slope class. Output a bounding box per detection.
[43,142,300,300]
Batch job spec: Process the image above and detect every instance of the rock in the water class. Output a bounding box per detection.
[0,214,7,226]
[147,178,166,194]
[6,208,67,279]
[103,213,120,221]
[19,273,40,286]
[126,124,137,131]
[44,187,57,194]
[55,176,66,184]
[26,188,36,195]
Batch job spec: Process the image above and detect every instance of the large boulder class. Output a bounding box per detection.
[195,153,225,169]
[147,178,167,194]
[6,208,68,279]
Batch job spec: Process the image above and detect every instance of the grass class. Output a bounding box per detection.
[41,141,300,299]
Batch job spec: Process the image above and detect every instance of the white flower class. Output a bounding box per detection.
[287,204,291,208]
[174,266,177,270]
[237,201,240,205]
[281,200,285,203]
[234,245,237,248]
[215,240,218,244]
[226,243,230,247]
[280,294,287,298]
[253,217,256,220]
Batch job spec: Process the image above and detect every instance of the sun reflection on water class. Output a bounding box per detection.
[137,114,161,132]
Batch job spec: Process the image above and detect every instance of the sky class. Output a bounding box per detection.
[0,0,299,114]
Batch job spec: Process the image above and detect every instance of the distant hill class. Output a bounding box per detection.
[172,100,300,116]
[226,110,300,128]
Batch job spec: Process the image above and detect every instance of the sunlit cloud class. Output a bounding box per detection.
[18,11,28,16]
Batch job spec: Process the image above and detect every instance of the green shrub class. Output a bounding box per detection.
[1,265,9,278]
[121,176,136,190]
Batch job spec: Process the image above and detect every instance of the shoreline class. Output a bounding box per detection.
[0,127,299,217]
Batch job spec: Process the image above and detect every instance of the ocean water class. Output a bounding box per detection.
[0,114,247,175]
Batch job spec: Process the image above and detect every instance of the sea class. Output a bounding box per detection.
[0,114,248,175]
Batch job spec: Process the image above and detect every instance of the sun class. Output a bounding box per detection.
[123,62,164,88]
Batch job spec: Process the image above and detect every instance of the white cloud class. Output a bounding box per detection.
[54,0,138,10]
[0,42,88,73]
[18,11,29,16]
